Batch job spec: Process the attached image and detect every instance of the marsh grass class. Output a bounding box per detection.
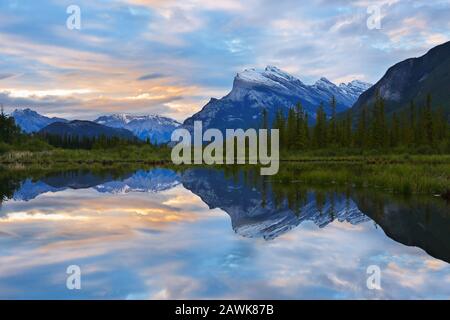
[275,161,449,195]
[0,145,171,165]
[1,147,449,196]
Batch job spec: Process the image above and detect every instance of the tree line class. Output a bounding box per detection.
[40,133,144,150]
[0,106,21,144]
[1,106,152,151]
[265,93,449,152]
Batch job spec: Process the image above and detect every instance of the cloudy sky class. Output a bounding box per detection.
[0,0,449,121]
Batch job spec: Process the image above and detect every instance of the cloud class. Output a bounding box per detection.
[0,0,449,121]
[0,73,14,80]
[137,73,166,81]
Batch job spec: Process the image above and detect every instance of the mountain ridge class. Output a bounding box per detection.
[351,41,450,116]
[94,113,180,144]
[183,66,371,131]
[38,120,136,140]
[11,108,68,133]
[10,109,180,144]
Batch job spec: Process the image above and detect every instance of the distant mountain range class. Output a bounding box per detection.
[183,66,372,130]
[352,41,450,116]
[8,167,450,262]
[10,109,180,144]
[94,114,180,144]
[11,108,68,133]
[39,120,136,141]
[10,42,449,139]
[9,67,371,138]
[13,169,180,202]
[180,168,369,239]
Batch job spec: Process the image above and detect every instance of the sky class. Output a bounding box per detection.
[0,0,449,121]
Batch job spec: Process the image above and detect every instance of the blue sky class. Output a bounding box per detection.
[0,0,449,121]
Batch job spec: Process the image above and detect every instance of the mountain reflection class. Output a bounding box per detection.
[181,168,370,239]
[1,166,449,263]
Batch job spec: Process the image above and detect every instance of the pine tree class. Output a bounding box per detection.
[409,100,416,145]
[286,107,297,148]
[355,105,367,148]
[294,102,307,149]
[346,109,353,147]
[261,108,268,130]
[328,95,337,145]
[370,91,387,148]
[390,112,400,148]
[273,109,286,149]
[424,93,434,145]
[0,104,21,144]
[313,103,327,148]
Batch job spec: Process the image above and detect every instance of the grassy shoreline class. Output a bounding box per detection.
[1,149,449,197]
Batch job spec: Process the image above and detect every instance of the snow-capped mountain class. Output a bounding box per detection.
[12,169,180,201]
[94,169,180,194]
[11,108,68,133]
[94,114,180,144]
[183,66,371,130]
[181,168,370,240]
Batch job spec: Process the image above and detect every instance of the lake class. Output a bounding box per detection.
[0,166,449,299]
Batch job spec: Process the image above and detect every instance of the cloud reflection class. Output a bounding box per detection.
[0,169,449,299]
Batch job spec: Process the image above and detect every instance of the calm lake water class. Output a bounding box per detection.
[0,166,449,299]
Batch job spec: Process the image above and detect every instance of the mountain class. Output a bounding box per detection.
[11,108,68,133]
[94,114,180,144]
[181,168,369,240]
[183,66,371,130]
[95,169,180,194]
[12,169,180,201]
[352,41,450,116]
[39,120,136,140]
[353,192,450,263]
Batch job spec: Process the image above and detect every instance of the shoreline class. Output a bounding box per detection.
[1,150,449,197]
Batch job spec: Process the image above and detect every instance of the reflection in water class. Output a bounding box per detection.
[0,166,449,299]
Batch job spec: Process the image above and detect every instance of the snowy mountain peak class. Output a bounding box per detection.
[236,66,299,85]
[184,65,372,130]
[264,65,296,81]
[12,108,37,116]
[340,80,372,91]
[338,80,372,100]
[314,77,337,90]
[94,113,180,144]
[236,68,269,84]
[11,108,68,133]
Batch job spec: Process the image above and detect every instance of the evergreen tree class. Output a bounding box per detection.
[0,105,21,144]
[424,93,434,145]
[409,100,416,145]
[313,103,327,148]
[355,105,368,148]
[328,95,337,145]
[390,112,400,147]
[273,109,286,149]
[294,102,307,149]
[370,91,387,148]
[286,107,297,148]
[261,108,268,130]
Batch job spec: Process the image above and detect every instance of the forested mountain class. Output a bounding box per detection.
[352,41,450,117]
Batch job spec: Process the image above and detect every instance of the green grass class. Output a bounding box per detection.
[1,145,449,196]
[274,160,450,195]
[0,145,171,165]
